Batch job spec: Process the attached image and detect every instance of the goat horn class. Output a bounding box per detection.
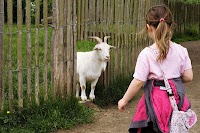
[104,36,111,43]
[89,36,102,44]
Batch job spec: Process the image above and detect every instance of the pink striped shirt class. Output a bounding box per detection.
[133,41,192,81]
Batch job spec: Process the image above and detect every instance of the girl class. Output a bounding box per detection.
[118,5,193,133]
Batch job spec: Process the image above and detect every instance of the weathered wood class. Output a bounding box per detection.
[26,0,32,105]
[132,0,139,70]
[124,0,129,77]
[114,0,119,79]
[43,0,48,101]
[7,0,14,111]
[107,0,111,86]
[96,0,100,37]
[73,0,77,95]
[17,0,23,112]
[35,0,40,105]
[110,0,115,84]
[103,0,108,88]
[100,0,103,39]
[103,0,107,37]
[51,0,56,99]
[0,0,5,113]
[120,0,124,77]
[66,0,73,95]
[84,0,88,41]
[53,0,61,97]
[88,0,93,40]
[199,4,200,34]
[92,0,96,37]
[59,0,64,98]
[80,0,84,41]
[77,0,81,41]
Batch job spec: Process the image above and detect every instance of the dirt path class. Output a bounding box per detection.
[54,41,200,133]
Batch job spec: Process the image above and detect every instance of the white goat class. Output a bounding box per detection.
[76,36,115,101]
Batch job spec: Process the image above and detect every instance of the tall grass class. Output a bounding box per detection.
[0,97,94,133]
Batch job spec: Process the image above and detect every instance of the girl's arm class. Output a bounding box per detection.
[182,69,193,83]
[118,78,144,112]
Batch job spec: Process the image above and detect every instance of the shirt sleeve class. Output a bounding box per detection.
[133,50,150,81]
[183,48,192,70]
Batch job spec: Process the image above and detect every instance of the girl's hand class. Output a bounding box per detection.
[118,98,128,112]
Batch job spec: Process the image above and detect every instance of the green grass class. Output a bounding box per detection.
[0,97,94,133]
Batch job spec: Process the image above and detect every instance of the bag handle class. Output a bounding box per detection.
[149,46,178,111]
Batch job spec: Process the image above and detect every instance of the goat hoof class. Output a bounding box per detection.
[81,95,87,101]
[89,94,95,101]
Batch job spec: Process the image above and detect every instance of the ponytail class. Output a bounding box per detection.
[146,5,173,62]
[155,19,173,62]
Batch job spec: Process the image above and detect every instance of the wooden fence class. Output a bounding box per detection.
[0,0,199,112]
[168,1,200,34]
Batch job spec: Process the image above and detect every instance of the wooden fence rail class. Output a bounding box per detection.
[0,0,199,112]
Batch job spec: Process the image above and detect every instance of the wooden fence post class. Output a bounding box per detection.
[59,0,64,98]
[7,0,14,111]
[43,0,48,101]
[73,0,77,95]
[17,0,23,112]
[66,0,74,95]
[26,0,32,106]
[51,0,56,99]
[35,0,40,105]
[80,0,84,41]
[0,0,5,113]
[84,0,88,41]
[77,0,81,41]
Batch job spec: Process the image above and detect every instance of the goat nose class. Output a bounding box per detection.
[106,56,110,59]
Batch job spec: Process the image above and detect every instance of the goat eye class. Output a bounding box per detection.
[99,48,102,51]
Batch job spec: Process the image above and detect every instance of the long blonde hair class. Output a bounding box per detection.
[146,5,173,62]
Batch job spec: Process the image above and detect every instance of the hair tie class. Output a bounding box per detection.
[160,18,165,22]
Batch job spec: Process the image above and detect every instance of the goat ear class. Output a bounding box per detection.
[110,46,116,50]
